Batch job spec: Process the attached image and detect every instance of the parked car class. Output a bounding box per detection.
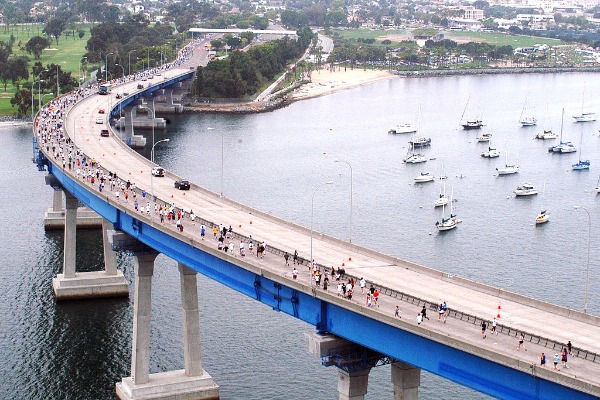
[95,118,104,124]
[100,129,109,137]
[151,167,165,177]
[174,179,190,190]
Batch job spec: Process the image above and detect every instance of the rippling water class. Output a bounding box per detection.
[2,72,600,399]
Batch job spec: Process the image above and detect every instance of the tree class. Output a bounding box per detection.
[43,17,67,44]
[10,88,32,116]
[25,36,50,59]
[5,56,29,91]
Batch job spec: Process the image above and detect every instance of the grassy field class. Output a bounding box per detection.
[0,24,90,115]
[444,31,565,47]
[332,28,566,47]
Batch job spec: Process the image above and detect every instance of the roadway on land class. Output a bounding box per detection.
[61,48,600,396]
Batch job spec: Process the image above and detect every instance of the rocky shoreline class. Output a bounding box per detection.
[394,66,600,77]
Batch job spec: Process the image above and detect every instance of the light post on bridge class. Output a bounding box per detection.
[35,69,49,116]
[78,56,87,90]
[573,205,591,314]
[115,63,124,79]
[206,127,224,198]
[151,138,170,164]
[105,52,114,82]
[128,50,136,76]
[335,159,353,243]
[310,181,334,286]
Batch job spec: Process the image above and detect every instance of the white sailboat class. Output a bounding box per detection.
[434,165,448,207]
[481,140,500,158]
[404,106,427,163]
[414,172,435,183]
[436,186,459,231]
[595,176,600,194]
[496,143,519,175]
[549,108,576,153]
[535,183,550,224]
[519,99,537,126]
[572,130,590,170]
[476,131,492,142]
[535,104,557,139]
[573,86,596,122]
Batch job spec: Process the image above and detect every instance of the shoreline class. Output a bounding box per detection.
[184,66,600,114]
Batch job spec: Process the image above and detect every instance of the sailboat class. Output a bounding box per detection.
[481,139,500,158]
[436,186,460,231]
[404,106,427,163]
[535,104,557,139]
[573,86,596,122]
[460,95,483,130]
[434,165,448,207]
[595,176,600,194]
[535,183,550,224]
[572,130,590,170]
[519,99,537,126]
[496,143,519,175]
[549,108,576,153]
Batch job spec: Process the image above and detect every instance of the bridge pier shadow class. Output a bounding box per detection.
[112,233,219,400]
[51,187,129,300]
[307,332,420,400]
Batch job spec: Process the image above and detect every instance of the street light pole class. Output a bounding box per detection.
[115,63,124,79]
[128,50,136,76]
[335,159,353,243]
[310,181,334,285]
[79,56,87,90]
[105,52,114,82]
[573,205,591,314]
[151,138,170,164]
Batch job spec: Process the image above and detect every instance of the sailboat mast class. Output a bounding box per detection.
[459,95,470,126]
[560,108,564,141]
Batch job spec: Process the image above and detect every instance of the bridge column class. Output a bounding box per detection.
[391,362,420,400]
[52,187,63,211]
[52,216,129,300]
[116,238,218,399]
[337,369,371,400]
[44,174,102,230]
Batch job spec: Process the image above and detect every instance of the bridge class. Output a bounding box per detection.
[33,42,600,400]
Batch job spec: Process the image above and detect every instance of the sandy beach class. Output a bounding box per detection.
[288,67,396,101]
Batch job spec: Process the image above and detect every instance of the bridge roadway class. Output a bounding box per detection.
[41,57,600,398]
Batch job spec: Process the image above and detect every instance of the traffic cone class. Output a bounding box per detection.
[250,220,252,224]
[342,262,345,267]
[348,257,352,261]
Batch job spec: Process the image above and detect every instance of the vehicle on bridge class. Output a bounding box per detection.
[98,83,111,95]
[174,179,190,190]
[151,167,165,177]
[100,129,109,137]
[95,118,104,124]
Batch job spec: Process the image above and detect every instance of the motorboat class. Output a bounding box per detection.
[481,147,500,158]
[389,124,417,134]
[408,137,431,147]
[434,194,448,207]
[476,132,492,142]
[535,210,550,224]
[573,112,596,122]
[549,141,576,153]
[414,172,435,183]
[404,153,427,163]
[535,130,557,140]
[514,183,538,196]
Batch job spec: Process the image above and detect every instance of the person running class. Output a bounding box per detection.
[421,305,430,320]
[200,224,206,240]
[360,277,366,294]
[517,333,527,351]
[284,252,290,266]
[416,313,422,325]
[540,352,546,368]
[481,320,487,338]
[567,340,572,355]
[293,250,299,265]
[394,305,401,318]
[491,317,497,335]
[561,347,569,369]
[553,353,560,370]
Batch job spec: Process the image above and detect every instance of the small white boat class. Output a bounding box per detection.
[595,176,600,193]
[462,120,483,130]
[572,131,590,170]
[481,147,500,158]
[497,165,519,175]
[434,167,448,207]
[514,183,538,196]
[409,137,431,147]
[573,112,596,122]
[404,153,427,163]
[535,210,550,224]
[520,116,537,126]
[535,130,557,140]
[414,172,435,183]
[476,132,492,142]
[389,123,417,134]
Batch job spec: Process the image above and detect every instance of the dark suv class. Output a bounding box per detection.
[174,179,190,190]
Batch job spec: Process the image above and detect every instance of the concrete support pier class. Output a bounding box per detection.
[338,369,371,400]
[44,175,102,230]
[391,362,420,400]
[116,241,218,400]
[52,197,129,300]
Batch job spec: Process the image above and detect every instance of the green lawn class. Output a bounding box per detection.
[443,31,565,47]
[0,23,91,115]
[332,29,408,41]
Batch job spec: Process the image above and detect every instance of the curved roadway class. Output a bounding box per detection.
[37,43,600,398]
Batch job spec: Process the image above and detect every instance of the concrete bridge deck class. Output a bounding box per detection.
[38,48,600,398]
